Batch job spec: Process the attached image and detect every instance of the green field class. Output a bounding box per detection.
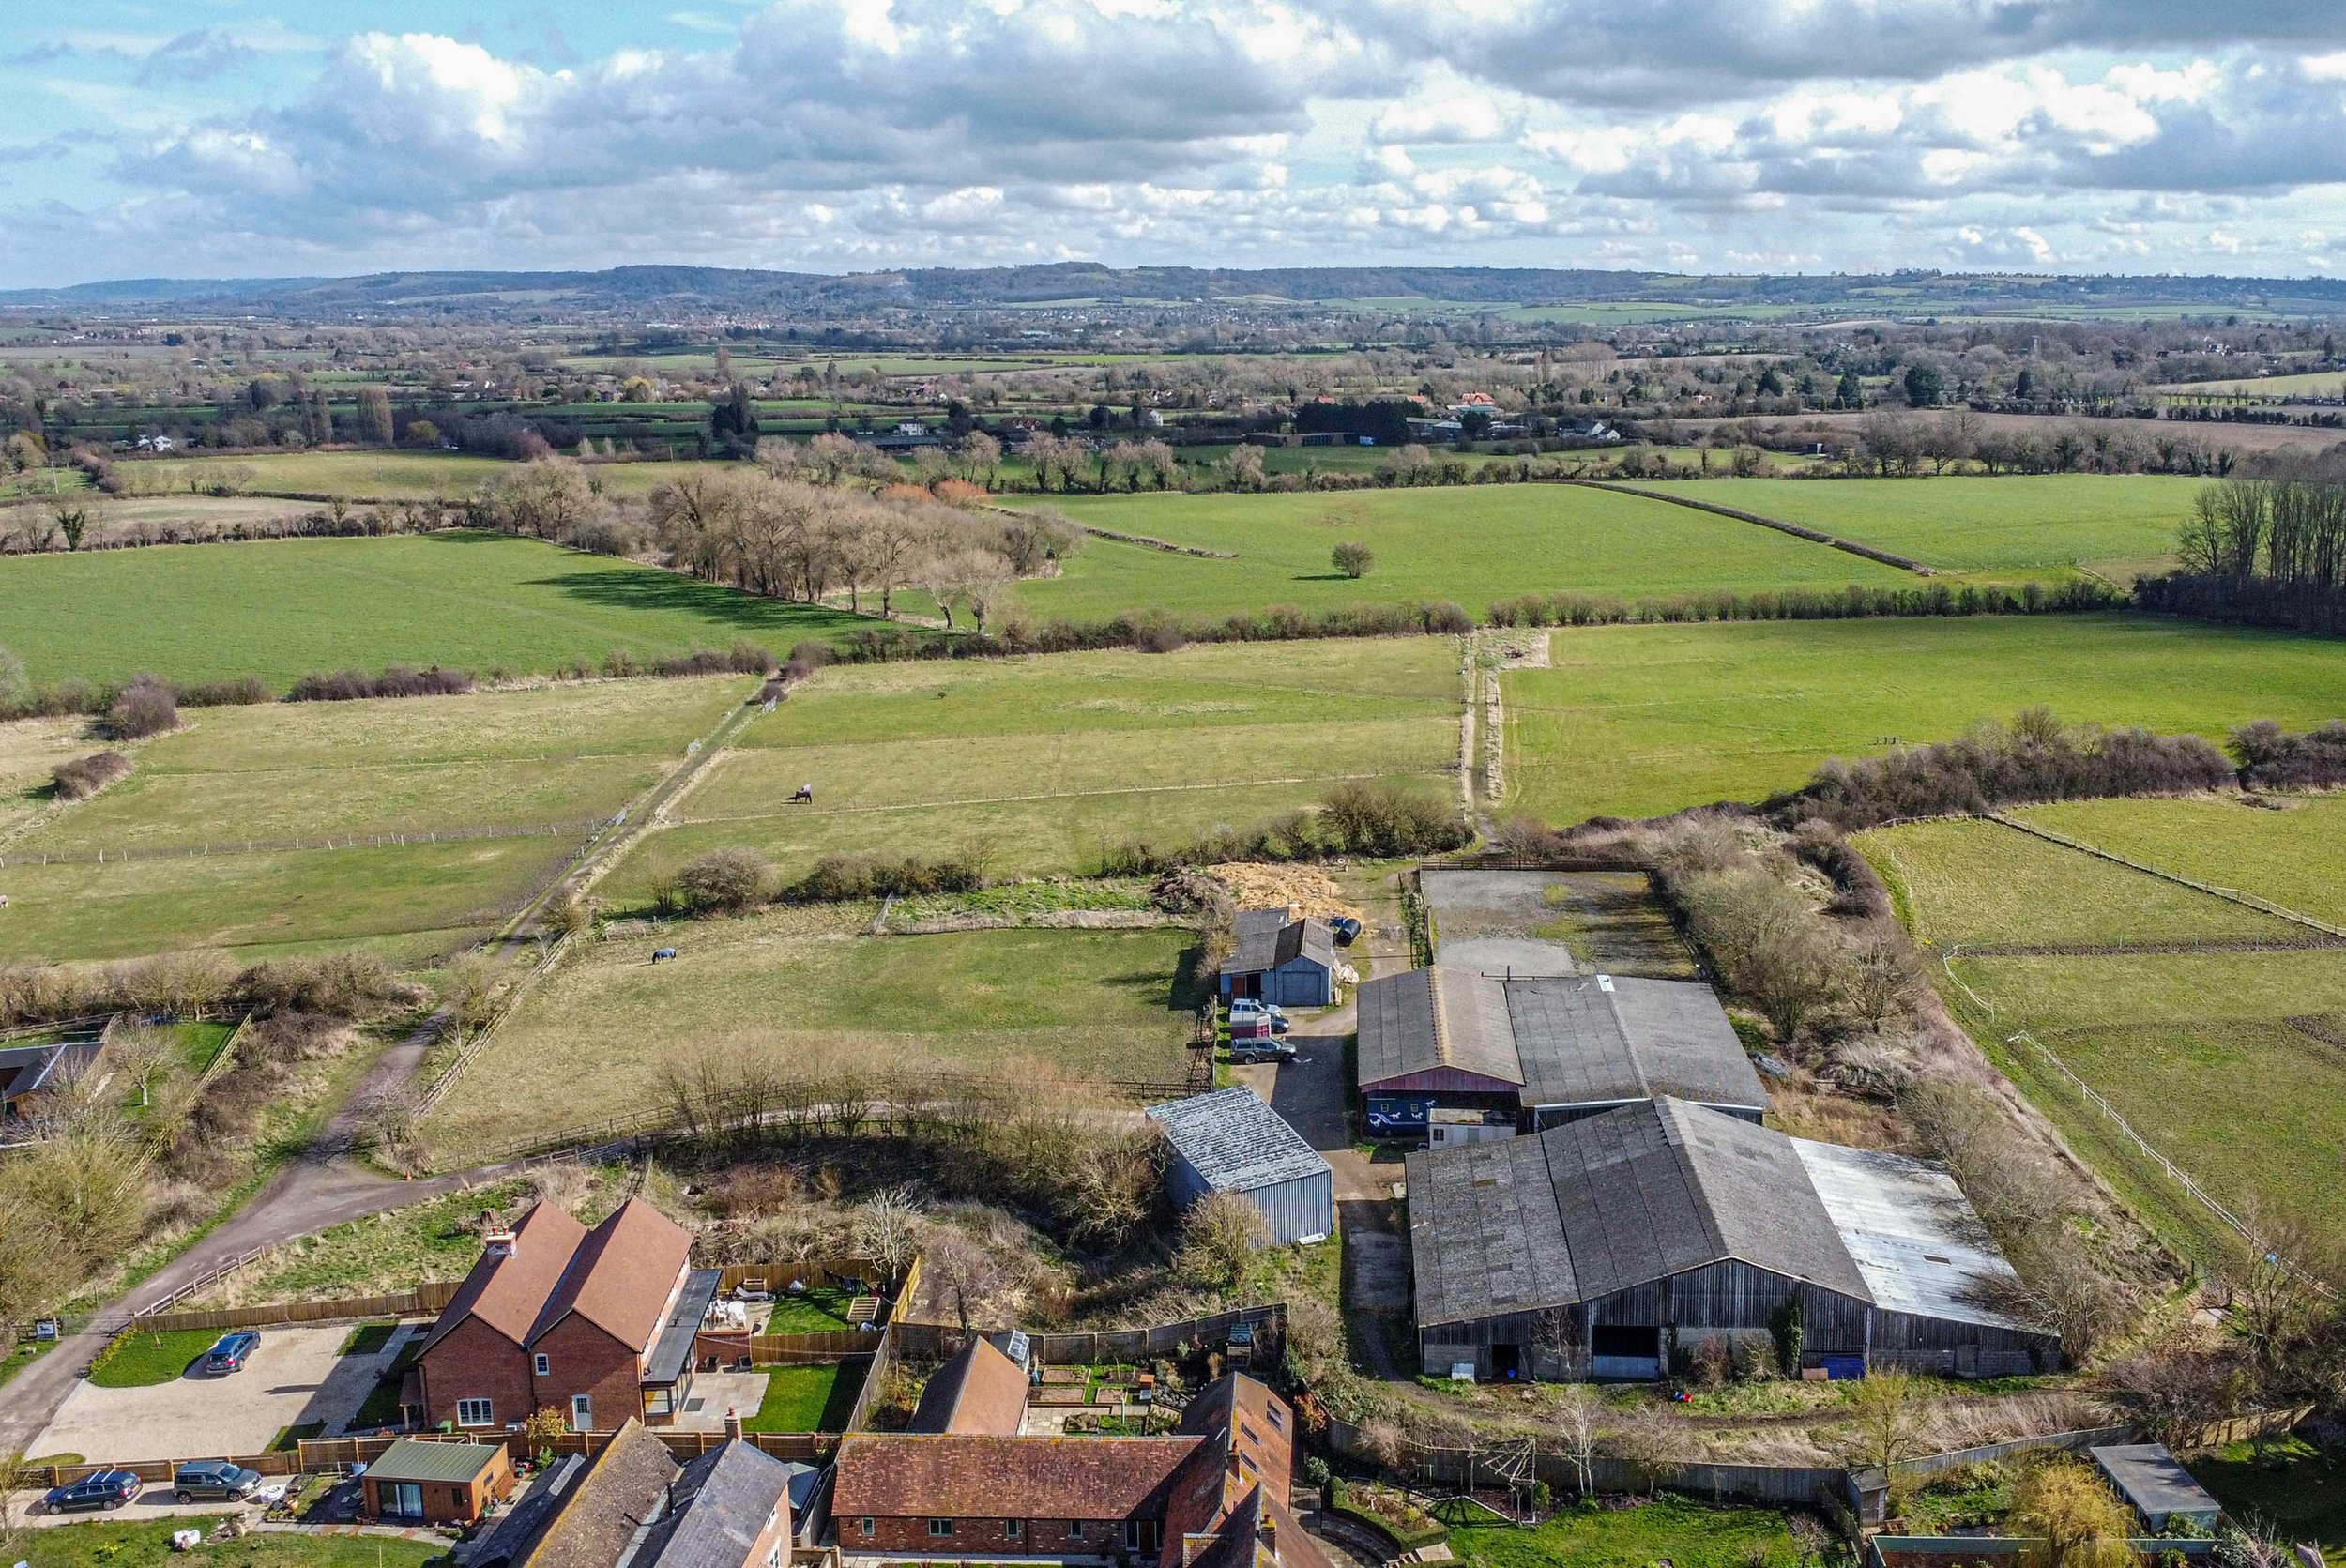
[1870,800,2346,1265]
[129,450,510,498]
[0,678,742,962]
[1502,615,2346,826]
[2158,371,2346,397]
[1009,483,1914,624]
[0,531,874,686]
[422,913,1200,1163]
[1671,474,2201,579]
[1858,817,2300,951]
[612,636,1462,893]
[1445,1498,1798,1568]
[2015,795,2346,929]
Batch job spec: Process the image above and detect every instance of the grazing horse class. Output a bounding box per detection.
[651,947,678,963]
[791,784,815,804]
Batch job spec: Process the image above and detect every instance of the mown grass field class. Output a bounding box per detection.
[610,637,1462,894]
[1871,800,2346,1265]
[1444,1497,1799,1568]
[422,909,1199,1163]
[1011,483,1914,623]
[0,678,741,963]
[1858,817,2300,950]
[2015,795,2346,928]
[1671,474,2200,580]
[1502,615,2346,825]
[0,531,872,687]
[21,1518,440,1568]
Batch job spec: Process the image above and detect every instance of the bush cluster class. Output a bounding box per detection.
[106,677,179,738]
[2230,718,2346,789]
[1101,779,1470,875]
[1486,578,2120,629]
[821,599,1477,666]
[1774,708,2235,830]
[52,750,132,800]
[789,850,991,902]
[285,662,477,702]
[0,948,408,1029]
[599,641,775,679]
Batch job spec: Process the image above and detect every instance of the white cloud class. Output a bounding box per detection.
[1372,95,1508,143]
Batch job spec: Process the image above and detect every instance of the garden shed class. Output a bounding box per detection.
[1146,1086,1333,1245]
[361,1437,514,1525]
[1406,1097,2057,1382]
[1219,909,1339,1007]
[2089,1444,2222,1532]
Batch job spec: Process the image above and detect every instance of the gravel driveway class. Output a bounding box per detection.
[28,1325,386,1464]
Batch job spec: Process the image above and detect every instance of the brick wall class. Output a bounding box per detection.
[533,1316,645,1431]
[419,1316,534,1433]
[841,1517,1135,1556]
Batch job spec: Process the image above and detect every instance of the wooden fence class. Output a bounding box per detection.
[890,1303,1287,1369]
[113,1280,463,1337]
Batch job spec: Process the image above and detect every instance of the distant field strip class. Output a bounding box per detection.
[2015,795,2346,931]
[678,771,1397,825]
[1571,480,1931,572]
[0,815,610,867]
[1988,812,2346,939]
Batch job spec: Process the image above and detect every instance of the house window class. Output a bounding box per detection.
[1004,1520,1023,1540]
[1068,1522,1084,1541]
[1267,1404,1284,1432]
[858,1519,875,1539]
[928,1520,954,1539]
[456,1398,495,1428]
[766,1547,781,1568]
[534,1353,551,1376]
[384,1482,424,1519]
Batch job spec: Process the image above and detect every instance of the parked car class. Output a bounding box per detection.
[174,1461,263,1503]
[204,1330,260,1375]
[44,1470,141,1513]
[1229,1036,1297,1064]
[1329,916,1363,946]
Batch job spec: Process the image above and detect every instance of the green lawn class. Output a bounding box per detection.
[2,677,744,963]
[199,1183,532,1304]
[1857,818,2300,950]
[763,1287,854,1332]
[2190,1435,2346,1555]
[87,1327,221,1387]
[744,1360,868,1433]
[0,530,876,687]
[1502,615,2346,826]
[1009,483,1914,624]
[1444,1498,1799,1568]
[2016,795,2346,928]
[18,1517,442,1568]
[1672,474,2201,579]
[610,635,1462,892]
[422,914,1200,1164]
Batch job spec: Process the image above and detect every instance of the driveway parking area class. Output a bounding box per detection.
[29,1325,386,1464]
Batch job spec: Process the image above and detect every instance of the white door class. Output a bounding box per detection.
[571,1393,593,1432]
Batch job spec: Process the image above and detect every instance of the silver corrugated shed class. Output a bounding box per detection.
[1790,1137,2031,1332]
[1148,1087,1333,1245]
[1511,975,1767,1114]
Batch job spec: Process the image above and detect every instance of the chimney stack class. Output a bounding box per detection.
[1259,1518,1276,1559]
[724,1405,743,1441]
[483,1228,517,1258]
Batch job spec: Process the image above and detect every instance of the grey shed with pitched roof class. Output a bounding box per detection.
[1147,1086,1333,1245]
[1220,910,1339,1007]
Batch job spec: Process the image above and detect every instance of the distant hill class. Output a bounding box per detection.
[6,262,2345,321]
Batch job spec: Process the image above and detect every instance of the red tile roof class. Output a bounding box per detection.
[418,1202,589,1356]
[907,1338,1029,1436]
[833,1435,1199,1520]
[530,1198,694,1352]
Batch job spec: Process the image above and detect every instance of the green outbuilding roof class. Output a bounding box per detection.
[367,1438,505,1484]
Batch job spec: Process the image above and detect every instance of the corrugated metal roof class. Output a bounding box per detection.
[1147,1087,1330,1192]
[1228,911,1336,977]
[1408,1099,1871,1329]
[1790,1137,2032,1332]
[367,1438,506,1484]
[1513,976,1768,1113]
[1356,967,1526,1089]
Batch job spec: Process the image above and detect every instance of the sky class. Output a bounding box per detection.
[3,1,2345,288]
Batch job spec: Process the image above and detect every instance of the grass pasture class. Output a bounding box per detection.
[19,1518,440,1568]
[1502,615,2346,826]
[1870,800,2346,1264]
[2015,795,2346,929]
[1670,474,2201,581]
[421,910,1200,1164]
[612,636,1462,893]
[1012,482,1914,624]
[0,677,742,963]
[0,531,874,687]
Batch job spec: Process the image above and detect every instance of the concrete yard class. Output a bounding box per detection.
[28,1325,394,1464]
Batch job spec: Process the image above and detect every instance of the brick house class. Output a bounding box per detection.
[834,1361,1327,1568]
[414,1197,717,1434]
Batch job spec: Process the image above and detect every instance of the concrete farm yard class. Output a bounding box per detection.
[605,635,1465,894]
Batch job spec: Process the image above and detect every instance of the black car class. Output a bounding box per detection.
[204,1330,260,1375]
[174,1461,263,1503]
[44,1470,141,1513]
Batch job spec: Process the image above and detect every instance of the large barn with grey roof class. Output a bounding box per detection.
[1357,966,1767,1140]
[1405,1098,2057,1382]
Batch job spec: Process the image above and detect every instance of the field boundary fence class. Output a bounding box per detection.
[415,930,578,1117]
[1558,478,1937,575]
[0,816,615,869]
[1985,812,2346,939]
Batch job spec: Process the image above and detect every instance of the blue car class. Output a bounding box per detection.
[205,1330,260,1375]
[44,1469,141,1513]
